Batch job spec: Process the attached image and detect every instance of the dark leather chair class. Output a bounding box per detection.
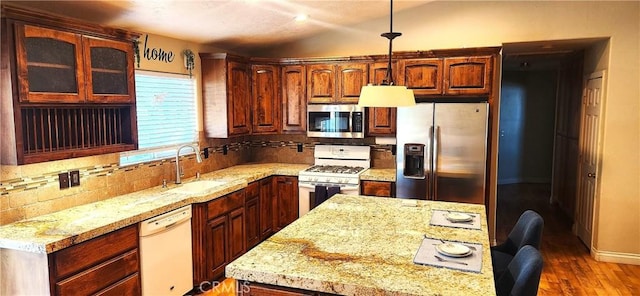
[491,210,544,279]
[495,245,543,296]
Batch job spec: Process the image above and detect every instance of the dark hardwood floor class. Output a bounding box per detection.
[496,183,640,296]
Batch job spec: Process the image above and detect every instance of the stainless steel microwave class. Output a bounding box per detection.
[307,104,365,138]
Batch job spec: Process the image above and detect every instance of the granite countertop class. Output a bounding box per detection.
[0,163,310,254]
[226,194,495,296]
[360,168,395,182]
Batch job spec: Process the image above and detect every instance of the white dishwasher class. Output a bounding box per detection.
[139,205,193,296]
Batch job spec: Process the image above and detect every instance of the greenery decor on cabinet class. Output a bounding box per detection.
[1,5,139,165]
[133,39,140,68]
[183,49,195,77]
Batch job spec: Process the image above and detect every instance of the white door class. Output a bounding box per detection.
[575,71,605,248]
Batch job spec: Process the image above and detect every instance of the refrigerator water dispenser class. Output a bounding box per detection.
[404,144,425,178]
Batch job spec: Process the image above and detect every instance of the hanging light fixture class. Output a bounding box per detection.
[358,0,415,107]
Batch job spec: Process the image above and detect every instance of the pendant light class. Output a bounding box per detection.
[358,0,415,107]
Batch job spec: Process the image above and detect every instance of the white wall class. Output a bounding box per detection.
[264,1,640,260]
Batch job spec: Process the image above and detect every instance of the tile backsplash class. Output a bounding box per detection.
[0,135,395,225]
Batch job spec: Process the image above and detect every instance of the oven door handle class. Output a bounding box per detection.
[298,183,359,191]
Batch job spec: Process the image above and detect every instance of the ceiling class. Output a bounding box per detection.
[502,38,607,71]
[4,0,429,53]
[4,0,604,67]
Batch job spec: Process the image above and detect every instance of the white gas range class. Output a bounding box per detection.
[298,145,370,217]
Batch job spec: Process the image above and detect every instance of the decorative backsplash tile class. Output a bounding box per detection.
[0,136,395,225]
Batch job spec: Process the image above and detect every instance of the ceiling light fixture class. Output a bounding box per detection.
[295,14,309,22]
[358,0,415,108]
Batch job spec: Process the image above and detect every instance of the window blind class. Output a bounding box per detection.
[120,70,197,166]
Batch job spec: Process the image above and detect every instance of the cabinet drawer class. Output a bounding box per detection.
[52,225,138,280]
[245,282,313,296]
[95,273,140,296]
[55,249,139,295]
[208,190,245,218]
[361,181,394,197]
[246,181,259,199]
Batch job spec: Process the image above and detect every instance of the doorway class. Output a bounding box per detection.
[496,39,604,247]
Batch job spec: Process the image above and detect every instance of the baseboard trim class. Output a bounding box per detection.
[591,247,640,265]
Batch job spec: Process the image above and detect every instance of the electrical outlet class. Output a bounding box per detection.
[223,145,228,155]
[58,172,70,189]
[70,170,80,187]
[203,147,209,159]
[297,143,303,152]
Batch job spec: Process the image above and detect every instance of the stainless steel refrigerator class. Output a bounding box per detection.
[396,102,488,204]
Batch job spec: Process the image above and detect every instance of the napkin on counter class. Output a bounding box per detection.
[413,237,483,273]
[430,209,481,230]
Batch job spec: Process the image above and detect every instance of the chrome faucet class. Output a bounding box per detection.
[175,144,203,184]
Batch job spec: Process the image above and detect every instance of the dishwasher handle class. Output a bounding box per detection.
[140,205,191,237]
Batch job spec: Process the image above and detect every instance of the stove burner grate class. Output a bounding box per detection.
[305,165,365,174]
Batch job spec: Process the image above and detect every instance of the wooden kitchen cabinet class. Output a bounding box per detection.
[192,189,246,283]
[367,107,396,136]
[15,24,85,103]
[50,225,140,295]
[398,56,492,97]
[307,63,368,104]
[83,36,135,103]
[15,24,134,104]
[336,63,368,103]
[273,176,299,231]
[281,65,307,133]
[227,61,252,135]
[2,8,139,165]
[360,180,395,197]
[366,62,397,136]
[443,56,492,95]
[228,207,246,261]
[251,64,280,134]
[205,215,229,283]
[245,182,261,249]
[398,58,444,96]
[259,177,275,240]
[200,53,251,137]
[306,64,335,104]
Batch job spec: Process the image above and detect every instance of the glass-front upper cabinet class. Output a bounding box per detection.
[15,24,85,103]
[84,37,134,103]
[14,23,134,104]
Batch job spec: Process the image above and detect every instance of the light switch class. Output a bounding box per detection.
[70,170,80,187]
[59,172,70,189]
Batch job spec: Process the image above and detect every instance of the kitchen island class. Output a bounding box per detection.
[226,194,495,295]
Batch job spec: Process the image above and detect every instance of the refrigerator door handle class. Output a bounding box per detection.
[427,125,434,200]
[432,125,440,200]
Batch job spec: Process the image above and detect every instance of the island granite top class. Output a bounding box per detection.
[226,194,495,296]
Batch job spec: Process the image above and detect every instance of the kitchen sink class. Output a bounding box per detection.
[167,180,227,195]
